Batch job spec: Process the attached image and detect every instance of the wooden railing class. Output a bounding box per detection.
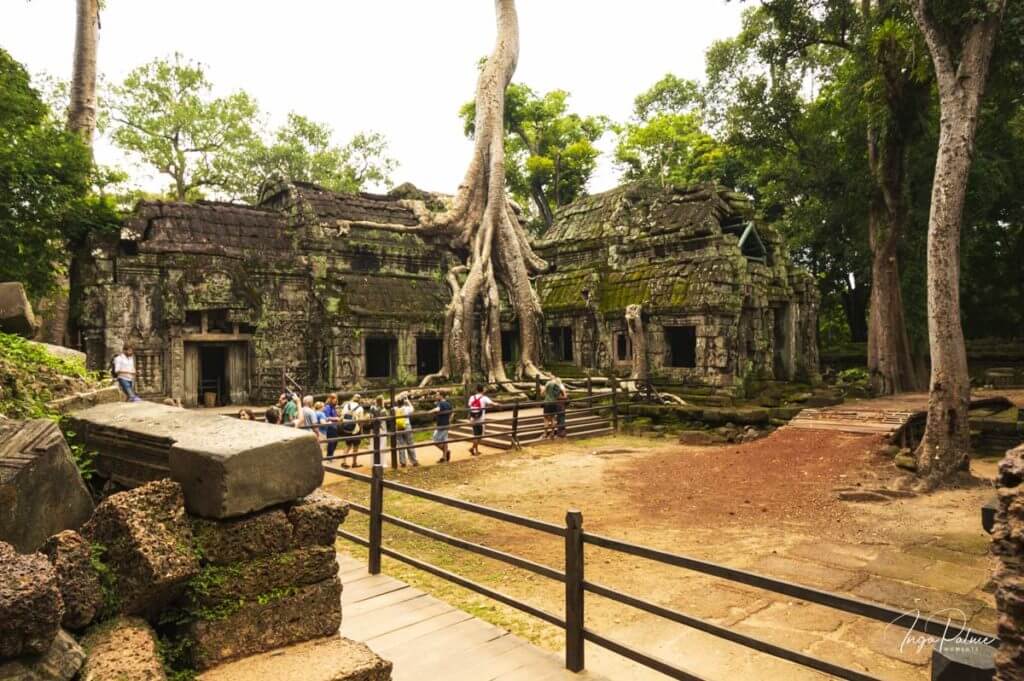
[328,464,1000,680]
[298,391,617,468]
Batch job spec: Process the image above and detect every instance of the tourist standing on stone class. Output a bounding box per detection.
[238,408,254,421]
[430,391,453,463]
[467,385,496,457]
[112,344,142,402]
[290,394,302,426]
[323,393,341,459]
[396,396,417,466]
[264,406,282,424]
[542,377,563,439]
[339,394,364,467]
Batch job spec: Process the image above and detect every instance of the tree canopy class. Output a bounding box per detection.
[614,74,731,189]
[460,82,606,228]
[108,54,397,203]
[0,48,116,297]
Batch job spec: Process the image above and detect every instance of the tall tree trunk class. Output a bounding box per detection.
[530,182,554,227]
[417,0,550,389]
[909,0,1006,487]
[68,0,99,145]
[44,0,99,348]
[866,203,917,394]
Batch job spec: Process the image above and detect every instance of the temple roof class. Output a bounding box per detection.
[534,182,755,248]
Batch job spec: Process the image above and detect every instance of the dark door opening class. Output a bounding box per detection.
[664,326,697,368]
[416,337,443,376]
[199,345,228,406]
[501,329,520,364]
[549,326,574,362]
[616,333,631,362]
[366,337,396,379]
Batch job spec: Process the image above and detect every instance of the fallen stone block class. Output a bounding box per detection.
[65,402,323,518]
[0,419,94,553]
[41,531,104,630]
[82,480,199,617]
[187,577,342,670]
[287,491,349,547]
[932,641,994,680]
[191,509,293,565]
[0,630,86,681]
[196,635,392,681]
[676,430,726,446]
[184,545,337,610]
[47,385,122,415]
[0,542,63,658]
[0,282,38,337]
[79,617,166,681]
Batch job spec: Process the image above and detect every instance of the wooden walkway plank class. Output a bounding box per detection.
[337,554,610,680]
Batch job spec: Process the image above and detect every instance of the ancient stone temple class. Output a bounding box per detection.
[78,182,452,406]
[77,180,818,405]
[533,183,820,395]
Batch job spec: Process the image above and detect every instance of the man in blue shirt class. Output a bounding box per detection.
[430,390,453,463]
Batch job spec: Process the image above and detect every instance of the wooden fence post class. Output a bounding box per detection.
[372,425,381,467]
[535,376,542,401]
[389,413,399,469]
[368,463,384,575]
[565,510,585,672]
[587,375,592,397]
[511,401,520,449]
[611,380,619,431]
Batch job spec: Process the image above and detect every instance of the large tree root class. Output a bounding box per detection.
[412,0,554,389]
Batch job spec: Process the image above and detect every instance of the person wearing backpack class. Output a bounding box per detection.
[395,396,417,467]
[467,385,495,457]
[112,344,142,402]
[339,395,364,467]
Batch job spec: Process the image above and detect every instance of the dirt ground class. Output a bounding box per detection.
[325,424,1004,681]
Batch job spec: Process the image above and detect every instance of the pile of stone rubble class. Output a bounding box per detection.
[1,402,392,680]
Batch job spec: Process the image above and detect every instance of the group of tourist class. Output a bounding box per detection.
[254,390,458,468]
[241,378,568,468]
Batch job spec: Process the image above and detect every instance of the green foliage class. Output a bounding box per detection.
[0,331,100,419]
[108,54,260,201]
[0,49,118,296]
[460,82,606,226]
[108,55,397,202]
[614,74,733,189]
[156,633,196,681]
[89,542,122,620]
[241,116,397,201]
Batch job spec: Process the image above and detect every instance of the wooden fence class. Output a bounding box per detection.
[327,462,999,680]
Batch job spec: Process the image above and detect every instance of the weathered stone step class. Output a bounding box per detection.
[196,635,391,681]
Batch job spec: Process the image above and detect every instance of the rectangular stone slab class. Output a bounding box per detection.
[65,402,323,518]
[196,635,392,681]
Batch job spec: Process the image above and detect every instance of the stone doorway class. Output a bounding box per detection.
[183,341,250,407]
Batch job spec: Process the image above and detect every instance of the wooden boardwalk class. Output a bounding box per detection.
[337,555,609,681]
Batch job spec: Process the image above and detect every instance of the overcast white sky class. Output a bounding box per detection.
[0,1,745,196]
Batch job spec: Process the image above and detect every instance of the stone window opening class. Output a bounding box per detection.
[615,332,631,362]
[549,326,574,362]
[664,326,697,368]
[416,337,443,377]
[365,337,397,379]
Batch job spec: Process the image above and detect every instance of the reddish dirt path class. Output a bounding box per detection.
[612,428,886,527]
